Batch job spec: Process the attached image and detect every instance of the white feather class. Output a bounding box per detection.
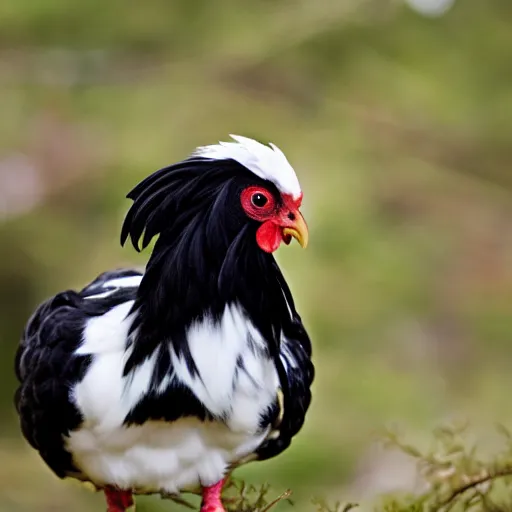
[172,303,279,433]
[83,276,142,300]
[68,303,279,494]
[66,418,270,493]
[83,290,117,300]
[192,135,302,200]
[103,276,143,288]
[75,302,135,355]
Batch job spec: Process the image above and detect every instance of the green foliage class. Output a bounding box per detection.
[222,479,293,512]
[377,423,512,511]
[312,498,358,512]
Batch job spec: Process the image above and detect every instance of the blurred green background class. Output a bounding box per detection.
[1,0,512,510]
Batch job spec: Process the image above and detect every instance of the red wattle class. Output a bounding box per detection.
[256,221,283,253]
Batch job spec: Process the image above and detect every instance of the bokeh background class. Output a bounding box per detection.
[1,0,512,510]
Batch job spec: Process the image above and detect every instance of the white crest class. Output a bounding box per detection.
[192,135,302,199]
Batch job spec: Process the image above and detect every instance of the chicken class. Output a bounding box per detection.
[14,135,315,512]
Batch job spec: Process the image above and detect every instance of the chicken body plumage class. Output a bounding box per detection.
[14,136,314,511]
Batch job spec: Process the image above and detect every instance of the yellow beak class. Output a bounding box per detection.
[282,211,309,249]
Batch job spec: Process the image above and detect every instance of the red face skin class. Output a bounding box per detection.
[240,186,307,253]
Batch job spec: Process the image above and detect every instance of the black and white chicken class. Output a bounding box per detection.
[14,135,315,512]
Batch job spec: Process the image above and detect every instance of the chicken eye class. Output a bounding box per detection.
[251,193,268,208]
